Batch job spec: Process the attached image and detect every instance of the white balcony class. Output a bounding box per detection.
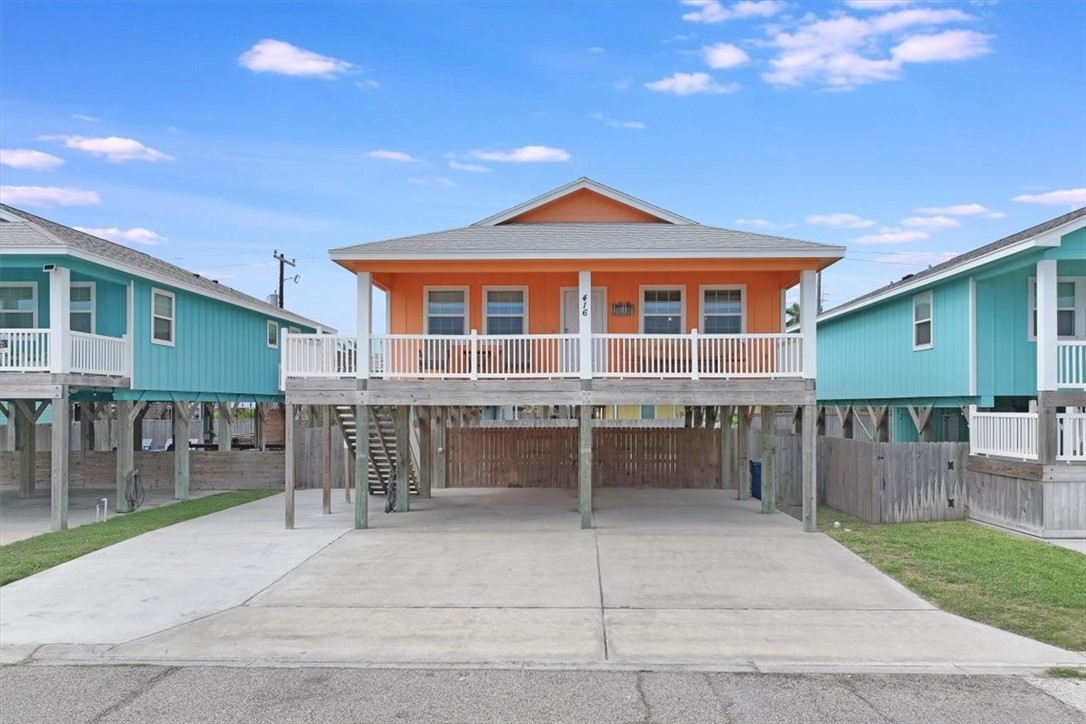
[0,329,130,377]
[970,408,1086,463]
[281,331,805,383]
[1056,340,1086,389]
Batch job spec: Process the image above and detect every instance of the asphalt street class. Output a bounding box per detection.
[1,665,1083,724]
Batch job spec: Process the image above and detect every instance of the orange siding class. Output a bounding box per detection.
[503,189,667,224]
[385,270,788,335]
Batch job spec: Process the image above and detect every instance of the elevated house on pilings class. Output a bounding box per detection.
[817,207,1086,538]
[281,177,845,531]
[0,204,329,530]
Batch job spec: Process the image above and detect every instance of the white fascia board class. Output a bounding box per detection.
[3,244,335,333]
[818,218,1086,323]
[330,247,847,262]
[471,178,696,227]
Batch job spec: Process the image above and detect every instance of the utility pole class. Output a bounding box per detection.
[273,250,296,309]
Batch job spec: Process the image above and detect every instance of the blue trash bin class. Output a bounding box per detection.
[750,460,762,500]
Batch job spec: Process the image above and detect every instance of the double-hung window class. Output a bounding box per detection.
[642,288,684,334]
[70,283,94,333]
[426,289,467,335]
[484,288,526,335]
[152,289,175,345]
[701,287,743,334]
[267,320,279,348]
[913,292,933,350]
[1029,277,1086,339]
[0,283,37,328]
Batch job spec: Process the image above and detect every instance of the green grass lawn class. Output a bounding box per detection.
[809,508,1086,651]
[0,490,279,587]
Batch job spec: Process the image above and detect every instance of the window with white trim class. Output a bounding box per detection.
[267,320,279,348]
[642,288,683,334]
[1029,277,1086,339]
[484,288,526,335]
[70,283,95,333]
[151,289,175,345]
[702,287,743,334]
[0,283,37,328]
[913,292,933,350]
[426,289,467,335]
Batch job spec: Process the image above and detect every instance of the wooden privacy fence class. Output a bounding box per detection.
[819,437,969,523]
[445,427,721,488]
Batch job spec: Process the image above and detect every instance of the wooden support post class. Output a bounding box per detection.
[394,405,410,512]
[14,401,39,498]
[433,406,446,490]
[802,403,817,532]
[417,406,432,499]
[1,402,15,452]
[322,405,332,514]
[354,404,369,529]
[99,405,113,451]
[761,405,777,514]
[578,402,593,529]
[792,406,803,434]
[115,400,136,513]
[907,404,934,442]
[254,403,267,451]
[869,405,889,442]
[202,402,214,443]
[217,402,235,452]
[80,402,97,452]
[50,393,70,531]
[344,433,352,504]
[1037,391,1059,465]
[737,406,750,500]
[719,405,733,490]
[173,402,194,500]
[840,406,854,439]
[285,402,295,529]
[816,406,826,436]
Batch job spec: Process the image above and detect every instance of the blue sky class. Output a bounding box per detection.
[1,0,1084,333]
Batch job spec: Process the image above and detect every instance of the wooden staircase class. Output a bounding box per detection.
[332,405,419,495]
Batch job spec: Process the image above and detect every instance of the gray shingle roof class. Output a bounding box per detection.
[0,203,330,331]
[822,206,1086,319]
[331,223,845,258]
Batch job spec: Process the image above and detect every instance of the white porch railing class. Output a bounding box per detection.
[0,329,51,371]
[1057,412,1086,462]
[970,410,1039,460]
[0,329,129,376]
[70,332,129,376]
[282,331,804,381]
[1057,341,1086,389]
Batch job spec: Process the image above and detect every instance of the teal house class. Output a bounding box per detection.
[817,207,1085,465]
[0,204,329,528]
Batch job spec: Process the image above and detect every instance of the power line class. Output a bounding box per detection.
[273,250,297,309]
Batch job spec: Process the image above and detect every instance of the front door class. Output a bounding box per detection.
[561,288,606,374]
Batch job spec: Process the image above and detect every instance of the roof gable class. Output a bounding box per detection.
[472,177,695,226]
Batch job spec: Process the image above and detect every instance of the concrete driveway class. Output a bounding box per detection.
[1,488,1082,672]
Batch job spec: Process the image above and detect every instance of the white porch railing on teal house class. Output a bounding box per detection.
[0,328,130,377]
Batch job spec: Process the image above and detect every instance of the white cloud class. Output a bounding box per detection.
[806,212,875,229]
[592,113,646,129]
[0,149,64,170]
[844,0,914,9]
[470,146,571,163]
[854,227,930,244]
[41,135,172,162]
[238,39,354,79]
[589,46,605,53]
[0,185,100,207]
[367,149,421,163]
[355,79,381,91]
[448,160,491,172]
[1013,188,1086,208]
[406,177,456,187]
[72,114,100,122]
[900,215,961,230]
[916,203,1004,218]
[703,43,750,69]
[74,226,167,245]
[682,1,785,24]
[736,218,795,230]
[892,30,992,63]
[762,7,991,90]
[645,71,739,95]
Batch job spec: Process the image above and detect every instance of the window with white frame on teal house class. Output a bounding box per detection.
[267,320,279,348]
[0,283,36,328]
[152,289,175,345]
[913,291,933,350]
[70,283,94,333]
[1028,277,1086,339]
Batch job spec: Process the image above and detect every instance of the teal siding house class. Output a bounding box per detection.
[818,208,1085,463]
[0,204,329,528]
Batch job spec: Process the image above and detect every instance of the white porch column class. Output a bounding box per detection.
[800,270,817,380]
[578,270,592,380]
[356,271,372,380]
[1036,259,1058,391]
[48,266,71,373]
